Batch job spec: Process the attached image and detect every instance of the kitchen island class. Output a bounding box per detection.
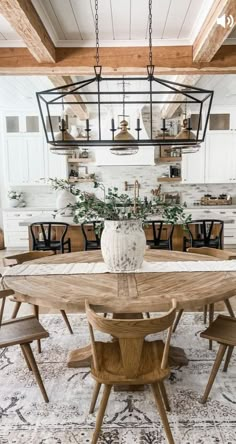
[19,210,234,252]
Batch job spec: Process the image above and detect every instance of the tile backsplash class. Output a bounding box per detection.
[10,165,236,209]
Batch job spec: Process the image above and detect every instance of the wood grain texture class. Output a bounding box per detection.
[193,0,236,62]
[2,46,236,75]
[49,76,88,119]
[0,0,55,63]
[4,250,236,314]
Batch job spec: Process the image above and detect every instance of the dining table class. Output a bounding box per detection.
[3,249,236,369]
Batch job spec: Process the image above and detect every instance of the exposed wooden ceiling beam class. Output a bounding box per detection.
[1,46,236,75]
[0,0,55,63]
[161,75,201,119]
[193,0,236,62]
[49,76,88,120]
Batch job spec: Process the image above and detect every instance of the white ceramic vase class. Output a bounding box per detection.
[9,199,19,208]
[101,219,146,272]
[56,190,76,216]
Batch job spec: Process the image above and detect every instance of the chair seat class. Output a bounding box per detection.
[35,240,70,250]
[200,315,236,346]
[91,339,170,384]
[0,316,49,348]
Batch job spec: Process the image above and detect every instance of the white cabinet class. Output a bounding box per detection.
[3,210,42,248]
[5,114,40,134]
[205,132,236,183]
[182,144,205,183]
[5,135,45,185]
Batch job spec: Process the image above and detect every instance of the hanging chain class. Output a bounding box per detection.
[95,0,100,66]
[148,0,153,66]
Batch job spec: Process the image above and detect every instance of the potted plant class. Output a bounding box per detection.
[69,182,191,272]
[8,190,24,208]
[49,178,78,216]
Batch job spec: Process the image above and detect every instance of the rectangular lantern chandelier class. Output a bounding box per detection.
[36,0,214,155]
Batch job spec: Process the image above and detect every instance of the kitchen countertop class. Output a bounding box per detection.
[3,207,55,212]
[19,210,235,227]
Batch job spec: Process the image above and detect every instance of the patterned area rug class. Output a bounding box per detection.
[0,313,235,444]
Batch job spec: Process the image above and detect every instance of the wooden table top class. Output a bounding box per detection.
[4,250,236,313]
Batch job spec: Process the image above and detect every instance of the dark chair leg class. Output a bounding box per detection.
[223,346,234,372]
[172,309,184,333]
[11,301,21,319]
[33,305,42,353]
[224,299,235,318]
[21,343,49,403]
[60,310,73,334]
[208,303,214,351]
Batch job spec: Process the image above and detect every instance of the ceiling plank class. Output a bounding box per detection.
[0,0,56,63]
[193,0,236,62]
[1,45,236,75]
[49,76,88,120]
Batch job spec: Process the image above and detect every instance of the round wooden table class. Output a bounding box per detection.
[4,249,236,368]
[4,249,236,313]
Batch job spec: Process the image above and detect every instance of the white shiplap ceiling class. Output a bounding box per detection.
[0,0,219,47]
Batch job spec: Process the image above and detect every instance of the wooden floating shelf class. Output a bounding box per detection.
[68,158,92,163]
[158,157,182,163]
[68,179,94,183]
[158,177,182,182]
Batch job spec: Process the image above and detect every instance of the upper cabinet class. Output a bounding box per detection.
[182,144,205,184]
[5,114,40,134]
[205,132,236,183]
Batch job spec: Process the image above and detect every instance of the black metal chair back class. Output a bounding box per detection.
[81,222,102,251]
[146,220,174,250]
[30,222,71,253]
[183,219,224,251]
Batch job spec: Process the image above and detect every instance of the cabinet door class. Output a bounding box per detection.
[27,136,45,183]
[182,144,205,183]
[5,137,28,184]
[46,146,68,179]
[205,133,235,183]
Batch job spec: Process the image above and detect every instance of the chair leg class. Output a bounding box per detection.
[224,299,235,318]
[208,304,214,350]
[11,301,21,319]
[151,383,175,444]
[223,346,234,372]
[201,343,227,404]
[159,381,171,412]
[91,384,112,444]
[203,305,208,324]
[172,309,184,333]
[60,310,73,334]
[89,382,102,413]
[33,305,42,353]
[21,343,49,403]
[20,344,32,371]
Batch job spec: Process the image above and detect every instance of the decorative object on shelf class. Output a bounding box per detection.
[36,0,213,155]
[80,148,89,158]
[8,190,25,208]
[69,182,191,271]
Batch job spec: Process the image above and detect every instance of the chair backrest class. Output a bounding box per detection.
[145,220,174,245]
[30,222,69,248]
[187,246,236,260]
[85,300,177,378]
[186,219,224,243]
[81,222,101,248]
[3,250,55,267]
[0,287,15,327]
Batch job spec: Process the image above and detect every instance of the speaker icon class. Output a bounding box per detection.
[217,14,235,29]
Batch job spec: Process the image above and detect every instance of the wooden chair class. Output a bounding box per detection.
[81,222,102,251]
[30,222,71,253]
[0,287,49,402]
[200,315,236,403]
[3,251,74,352]
[183,219,224,251]
[173,247,235,350]
[145,221,174,250]
[85,300,177,444]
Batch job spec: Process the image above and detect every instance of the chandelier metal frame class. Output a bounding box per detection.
[36,0,214,151]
